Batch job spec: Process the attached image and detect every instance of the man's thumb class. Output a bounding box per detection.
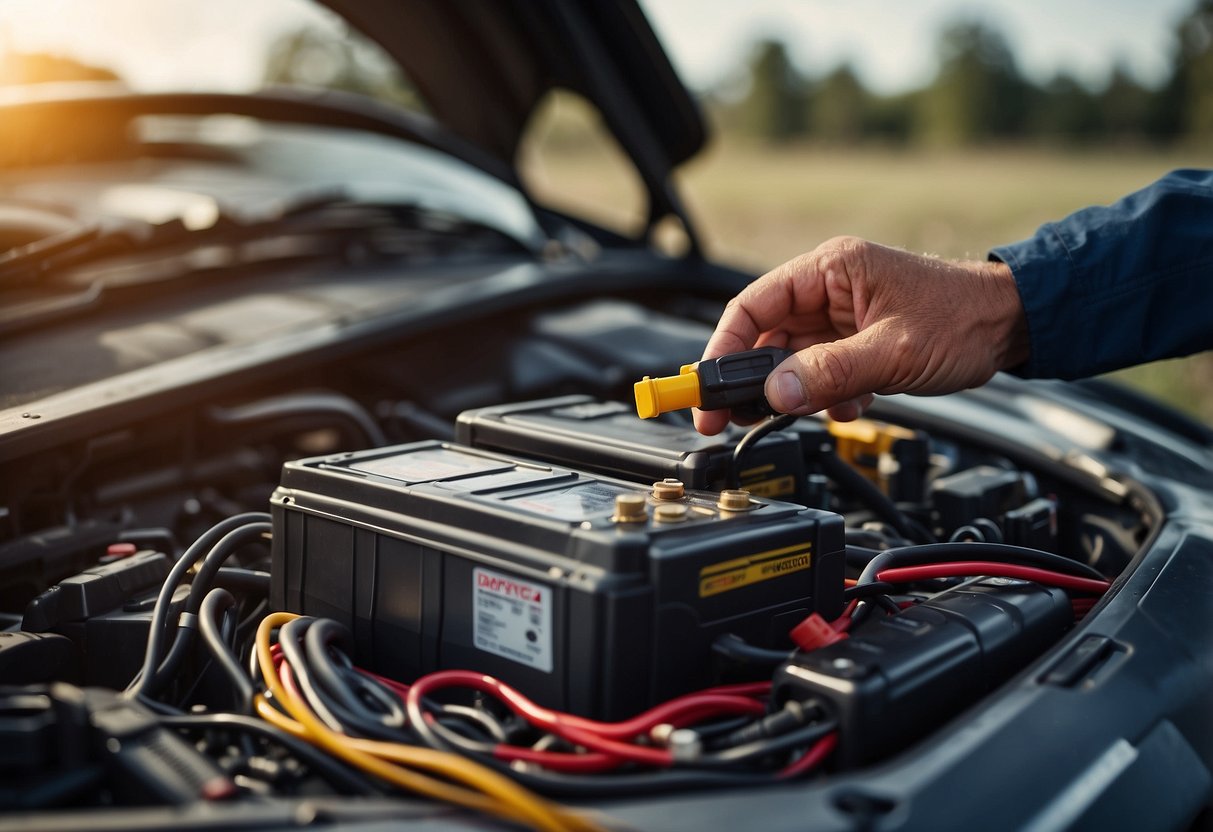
[764,335,887,416]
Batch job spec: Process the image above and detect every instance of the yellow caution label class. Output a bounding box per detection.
[698,542,813,598]
[739,464,775,478]
[742,476,796,498]
[738,464,796,498]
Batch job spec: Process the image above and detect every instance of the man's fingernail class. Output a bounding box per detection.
[770,371,806,413]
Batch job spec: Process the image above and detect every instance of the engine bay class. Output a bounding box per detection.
[0,276,1164,829]
[1,0,1210,814]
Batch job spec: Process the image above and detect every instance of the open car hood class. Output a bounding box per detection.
[318,0,707,240]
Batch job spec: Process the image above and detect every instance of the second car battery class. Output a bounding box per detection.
[270,441,844,719]
[455,395,807,501]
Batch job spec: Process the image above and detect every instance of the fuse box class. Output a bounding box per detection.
[772,576,1072,768]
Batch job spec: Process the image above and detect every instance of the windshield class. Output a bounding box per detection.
[0,0,424,111]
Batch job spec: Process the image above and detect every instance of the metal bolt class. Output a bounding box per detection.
[650,723,675,745]
[667,728,702,761]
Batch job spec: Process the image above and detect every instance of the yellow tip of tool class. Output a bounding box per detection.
[634,367,702,418]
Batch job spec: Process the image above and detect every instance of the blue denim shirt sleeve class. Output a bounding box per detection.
[989,168,1213,379]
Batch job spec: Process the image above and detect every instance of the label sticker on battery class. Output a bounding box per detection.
[698,542,812,598]
[744,476,797,498]
[433,469,562,493]
[473,567,553,672]
[349,448,509,483]
[739,464,796,498]
[501,482,631,522]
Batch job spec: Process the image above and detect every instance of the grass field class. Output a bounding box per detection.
[523,134,1213,424]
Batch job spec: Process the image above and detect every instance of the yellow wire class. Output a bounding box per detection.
[254,698,513,818]
[255,612,605,832]
[254,613,565,829]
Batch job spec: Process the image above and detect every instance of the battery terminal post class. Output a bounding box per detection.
[652,479,686,501]
[612,493,648,524]
[717,489,755,512]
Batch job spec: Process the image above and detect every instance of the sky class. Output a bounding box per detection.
[0,0,1198,95]
[0,0,339,90]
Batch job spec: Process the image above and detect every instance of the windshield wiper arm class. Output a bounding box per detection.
[0,225,104,283]
[0,215,187,287]
[0,187,539,288]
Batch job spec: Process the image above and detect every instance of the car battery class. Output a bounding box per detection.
[455,395,807,501]
[270,441,844,719]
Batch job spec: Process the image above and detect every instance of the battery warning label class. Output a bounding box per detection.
[472,566,553,673]
[698,542,812,598]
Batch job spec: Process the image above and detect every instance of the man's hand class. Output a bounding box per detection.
[693,236,1030,436]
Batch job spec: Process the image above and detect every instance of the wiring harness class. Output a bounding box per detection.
[261,619,839,799]
[56,407,1118,828]
[107,512,1113,828]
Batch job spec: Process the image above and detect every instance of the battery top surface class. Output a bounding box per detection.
[276,441,835,578]
[457,396,725,461]
[455,396,804,496]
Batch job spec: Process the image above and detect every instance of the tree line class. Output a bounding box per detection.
[715,2,1213,146]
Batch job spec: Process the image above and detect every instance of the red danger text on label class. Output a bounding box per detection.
[477,572,542,603]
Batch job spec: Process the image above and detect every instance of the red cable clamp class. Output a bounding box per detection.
[790,612,848,652]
